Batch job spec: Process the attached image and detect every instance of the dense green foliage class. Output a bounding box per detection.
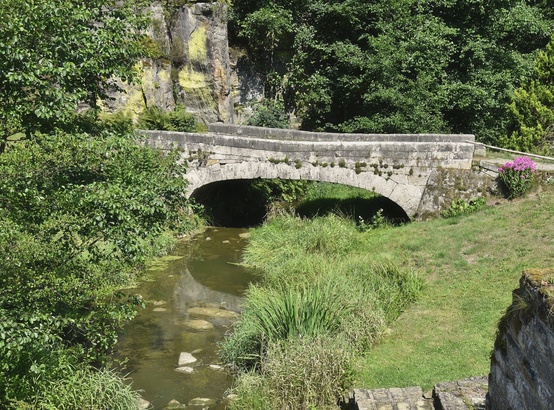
[246,99,290,129]
[0,129,198,407]
[221,214,423,408]
[230,0,554,144]
[137,105,199,132]
[0,0,210,406]
[441,197,486,218]
[501,35,554,154]
[0,0,149,150]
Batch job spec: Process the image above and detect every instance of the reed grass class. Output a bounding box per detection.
[228,336,354,410]
[15,367,141,410]
[261,335,354,410]
[222,212,424,408]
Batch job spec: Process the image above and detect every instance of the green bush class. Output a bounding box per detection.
[138,105,198,132]
[357,208,389,231]
[0,129,199,405]
[501,37,554,155]
[441,197,486,218]
[246,99,289,129]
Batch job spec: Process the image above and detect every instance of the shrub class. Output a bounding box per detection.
[498,156,536,198]
[138,105,197,132]
[246,99,289,129]
[441,197,486,218]
[0,129,197,404]
[357,208,389,231]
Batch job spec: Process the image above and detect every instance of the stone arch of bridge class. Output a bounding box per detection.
[185,162,425,217]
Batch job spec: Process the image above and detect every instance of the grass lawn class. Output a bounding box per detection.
[354,183,554,390]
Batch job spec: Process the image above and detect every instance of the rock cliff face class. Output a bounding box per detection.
[106,2,243,124]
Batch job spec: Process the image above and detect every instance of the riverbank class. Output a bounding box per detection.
[355,183,554,390]
[218,179,554,408]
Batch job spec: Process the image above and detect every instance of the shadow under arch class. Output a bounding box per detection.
[191,179,410,227]
[296,194,410,225]
[190,179,270,227]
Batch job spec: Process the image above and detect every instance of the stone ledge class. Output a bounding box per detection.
[349,376,487,410]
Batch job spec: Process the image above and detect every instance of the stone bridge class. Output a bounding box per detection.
[143,123,496,219]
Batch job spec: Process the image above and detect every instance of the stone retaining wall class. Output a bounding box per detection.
[488,269,554,410]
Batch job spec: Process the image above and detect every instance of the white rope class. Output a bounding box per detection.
[466,141,554,162]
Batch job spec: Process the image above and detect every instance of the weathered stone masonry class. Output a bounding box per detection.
[142,124,499,219]
[488,269,554,410]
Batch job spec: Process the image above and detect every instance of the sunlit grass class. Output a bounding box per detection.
[355,184,554,390]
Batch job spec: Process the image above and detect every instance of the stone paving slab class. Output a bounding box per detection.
[352,386,434,410]
[433,376,488,410]
[350,376,488,410]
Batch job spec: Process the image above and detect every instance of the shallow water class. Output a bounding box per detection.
[113,227,256,409]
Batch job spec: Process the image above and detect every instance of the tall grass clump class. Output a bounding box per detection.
[228,336,354,410]
[223,211,424,408]
[248,282,348,341]
[227,372,272,410]
[264,336,354,409]
[242,214,361,284]
[220,281,351,371]
[342,259,423,323]
[13,366,142,410]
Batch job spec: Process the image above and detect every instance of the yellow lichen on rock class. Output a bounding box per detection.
[178,67,216,110]
[189,25,208,63]
[179,67,208,90]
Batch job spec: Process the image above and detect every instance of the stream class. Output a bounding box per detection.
[113,227,256,409]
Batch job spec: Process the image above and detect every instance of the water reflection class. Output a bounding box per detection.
[113,228,256,409]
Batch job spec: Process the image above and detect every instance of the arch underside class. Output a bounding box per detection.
[185,162,427,217]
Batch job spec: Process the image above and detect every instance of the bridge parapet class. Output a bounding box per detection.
[208,122,476,144]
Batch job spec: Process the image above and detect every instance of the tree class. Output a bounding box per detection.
[0,128,197,405]
[501,36,554,154]
[231,0,554,140]
[0,0,150,150]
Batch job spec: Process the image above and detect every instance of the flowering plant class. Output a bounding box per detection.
[498,156,536,198]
